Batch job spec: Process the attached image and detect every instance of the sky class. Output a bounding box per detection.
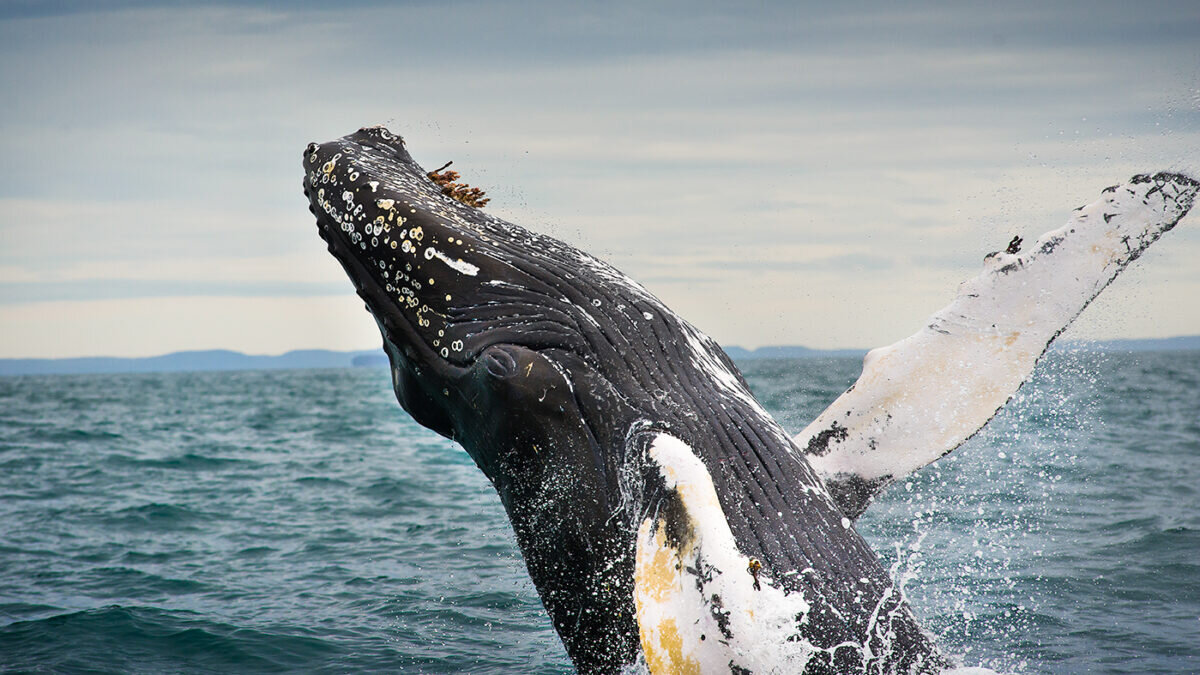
[1,1,1198,358]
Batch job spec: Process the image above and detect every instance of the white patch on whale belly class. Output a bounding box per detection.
[633,433,819,673]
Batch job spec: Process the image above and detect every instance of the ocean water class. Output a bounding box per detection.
[1,351,1196,674]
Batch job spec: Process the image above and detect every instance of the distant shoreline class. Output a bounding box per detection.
[2,336,1198,377]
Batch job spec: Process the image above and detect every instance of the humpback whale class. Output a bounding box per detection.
[302,126,1196,674]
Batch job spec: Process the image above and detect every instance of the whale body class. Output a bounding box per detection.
[302,126,1196,673]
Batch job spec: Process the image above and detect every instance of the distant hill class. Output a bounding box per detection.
[2,336,1197,376]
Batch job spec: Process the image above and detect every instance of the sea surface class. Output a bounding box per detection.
[1,351,1196,673]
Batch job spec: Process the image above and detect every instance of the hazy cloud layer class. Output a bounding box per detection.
[1,1,1198,357]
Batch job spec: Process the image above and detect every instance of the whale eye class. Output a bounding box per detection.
[482,348,518,378]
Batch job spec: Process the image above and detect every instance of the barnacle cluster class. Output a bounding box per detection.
[427,161,490,208]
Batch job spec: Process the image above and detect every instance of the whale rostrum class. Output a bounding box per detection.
[302,126,1196,673]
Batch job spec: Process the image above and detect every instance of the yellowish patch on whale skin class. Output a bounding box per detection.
[631,434,820,673]
[634,519,700,674]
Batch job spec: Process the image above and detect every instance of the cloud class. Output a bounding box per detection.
[0,1,1197,356]
[0,279,349,303]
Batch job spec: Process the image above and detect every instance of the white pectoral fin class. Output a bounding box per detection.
[797,173,1198,519]
[633,434,818,673]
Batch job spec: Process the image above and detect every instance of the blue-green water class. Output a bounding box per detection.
[1,352,1196,673]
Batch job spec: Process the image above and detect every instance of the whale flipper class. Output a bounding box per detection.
[797,173,1197,519]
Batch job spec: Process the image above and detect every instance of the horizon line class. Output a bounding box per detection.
[3,333,1200,363]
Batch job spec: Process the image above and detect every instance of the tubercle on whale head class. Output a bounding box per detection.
[306,129,510,352]
[301,125,580,365]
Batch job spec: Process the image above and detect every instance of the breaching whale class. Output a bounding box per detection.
[302,126,1196,674]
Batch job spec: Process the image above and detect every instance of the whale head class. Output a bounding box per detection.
[305,128,501,436]
[302,124,649,444]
